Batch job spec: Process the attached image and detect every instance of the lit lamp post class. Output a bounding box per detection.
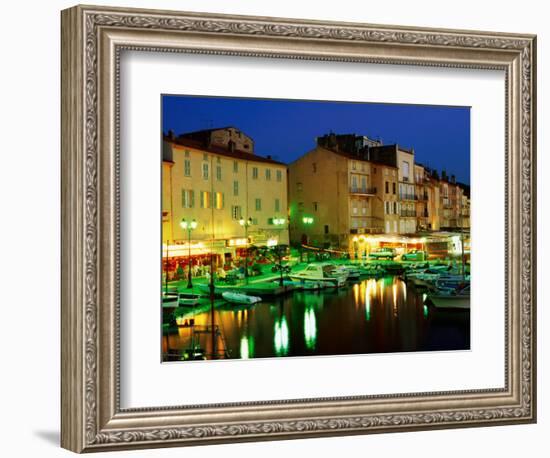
[272,217,286,287]
[239,217,253,284]
[180,218,198,289]
[301,216,314,263]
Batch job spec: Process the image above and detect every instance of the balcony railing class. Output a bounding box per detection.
[350,187,377,195]
[400,210,416,217]
[399,193,416,201]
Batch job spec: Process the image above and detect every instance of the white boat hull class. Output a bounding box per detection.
[222,292,262,305]
[428,294,470,309]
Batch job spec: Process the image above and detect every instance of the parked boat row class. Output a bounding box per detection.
[402,263,470,310]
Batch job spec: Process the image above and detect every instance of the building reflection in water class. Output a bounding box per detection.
[163,276,469,361]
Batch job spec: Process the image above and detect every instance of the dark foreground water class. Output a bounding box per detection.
[162,276,470,361]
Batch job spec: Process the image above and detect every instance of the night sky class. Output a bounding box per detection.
[162,95,471,184]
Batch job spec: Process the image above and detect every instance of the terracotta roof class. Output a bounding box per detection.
[164,136,286,166]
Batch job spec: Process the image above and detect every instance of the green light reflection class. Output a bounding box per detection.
[274,316,289,356]
[304,307,317,350]
[240,335,255,359]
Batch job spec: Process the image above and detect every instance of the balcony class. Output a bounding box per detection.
[399,194,416,201]
[349,186,377,196]
[350,216,384,233]
[400,210,416,217]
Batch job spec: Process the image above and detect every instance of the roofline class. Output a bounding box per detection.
[164,138,286,166]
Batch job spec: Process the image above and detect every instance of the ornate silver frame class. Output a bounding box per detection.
[61,4,537,453]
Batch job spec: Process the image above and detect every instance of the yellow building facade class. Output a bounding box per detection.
[162,130,288,267]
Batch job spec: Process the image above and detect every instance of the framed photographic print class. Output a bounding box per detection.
[61,4,537,453]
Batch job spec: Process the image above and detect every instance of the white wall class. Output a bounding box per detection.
[0,0,546,457]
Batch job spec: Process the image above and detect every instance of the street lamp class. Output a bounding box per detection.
[301,216,314,262]
[239,217,253,284]
[272,217,287,287]
[180,218,198,289]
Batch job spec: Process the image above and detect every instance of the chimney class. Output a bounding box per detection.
[167,129,175,140]
[451,174,456,184]
[441,170,448,181]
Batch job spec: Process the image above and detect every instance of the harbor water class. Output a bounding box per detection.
[162,276,470,361]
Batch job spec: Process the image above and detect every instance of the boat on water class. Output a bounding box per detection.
[426,285,470,310]
[222,291,262,305]
[178,293,202,307]
[289,263,348,287]
[162,292,179,308]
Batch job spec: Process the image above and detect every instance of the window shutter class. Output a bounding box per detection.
[190,190,194,208]
[222,193,225,209]
[182,189,185,208]
[200,191,204,208]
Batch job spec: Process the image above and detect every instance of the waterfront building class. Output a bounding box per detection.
[288,132,471,253]
[368,143,417,234]
[162,127,288,273]
[287,141,399,254]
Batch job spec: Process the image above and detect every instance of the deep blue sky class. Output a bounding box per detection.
[162,95,470,184]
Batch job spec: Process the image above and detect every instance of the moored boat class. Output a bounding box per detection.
[289,263,348,287]
[178,293,202,307]
[222,291,262,305]
[426,285,470,310]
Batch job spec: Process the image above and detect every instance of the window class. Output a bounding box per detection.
[402,161,410,181]
[392,182,396,194]
[216,156,221,163]
[252,218,258,225]
[384,201,390,215]
[324,225,329,234]
[352,176,357,190]
[297,182,303,192]
[233,181,238,196]
[181,189,194,208]
[184,150,190,158]
[276,170,282,182]
[362,206,366,215]
[361,176,366,191]
[215,192,224,210]
[233,161,238,173]
[313,202,318,212]
[265,169,271,180]
[352,161,356,171]
[393,201,398,214]
[255,198,262,211]
[352,206,358,215]
[216,165,222,181]
[298,202,304,212]
[312,163,317,173]
[202,163,209,180]
[252,167,258,179]
[385,181,389,194]
[361,163,365,172]
[231,205,242,220]
[203,153,208,161]
[200,191,211,208]
[275,198,280,212]
[184,159,191,176]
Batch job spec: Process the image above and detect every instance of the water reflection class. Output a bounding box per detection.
[274,315,289,356]
[163,276,470,361]
[304,307,317,350]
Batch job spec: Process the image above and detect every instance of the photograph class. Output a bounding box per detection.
[161,96,471,362]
